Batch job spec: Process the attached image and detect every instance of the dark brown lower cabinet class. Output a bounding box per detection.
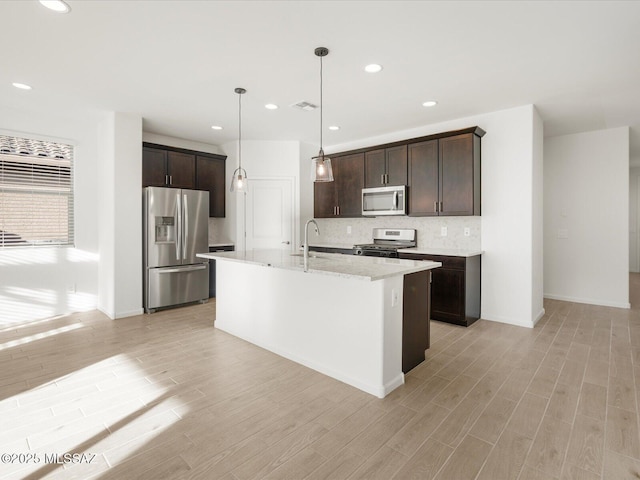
[402,270,431,373]
[400,253,481,327]
[208,245,235,298]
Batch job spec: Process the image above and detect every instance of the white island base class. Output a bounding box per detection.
[216,259,406,398]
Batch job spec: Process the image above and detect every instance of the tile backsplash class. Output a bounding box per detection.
[208,218,229,244]
[314,216,481,250]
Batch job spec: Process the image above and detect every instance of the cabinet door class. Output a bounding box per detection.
[439,133,475,216]
[196,156,226,217]
[364,149,385,188]
[431,268,466,324]
[167,151,196,189]
[386,144,407,186]
[408,140,439,216]
[335,152,364,217]
[313,180,337,218]
[142,147,168,187]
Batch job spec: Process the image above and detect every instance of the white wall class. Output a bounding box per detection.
[142,132,224,155]
[630,166,640,272]
[0,107,101,324]
[299,142,317,241]
[98,112,143,319]
[222,140,306,251]
[325,104,542,328]
[544,127,630,308]
[532,108,545,322]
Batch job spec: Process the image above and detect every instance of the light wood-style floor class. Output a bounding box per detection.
[3,279,640,480]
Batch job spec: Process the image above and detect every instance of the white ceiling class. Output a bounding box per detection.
[2,1,640,159]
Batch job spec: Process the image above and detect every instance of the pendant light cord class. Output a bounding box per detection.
[319,53,323,153]
[238,91,242,170]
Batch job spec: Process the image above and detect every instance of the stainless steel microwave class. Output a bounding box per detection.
[362,185,407,216]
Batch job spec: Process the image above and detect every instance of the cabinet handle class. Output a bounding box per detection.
[337,206,340,216]
[170,175,173,185]
[165,174,169,185]
[381,174,385,185]
[434,201,438,213]
[440,201,443,212]
[385,173,389,184]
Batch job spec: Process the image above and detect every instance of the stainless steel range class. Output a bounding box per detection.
[353,228,416,258]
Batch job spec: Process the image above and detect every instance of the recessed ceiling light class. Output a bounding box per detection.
[39,0,71,13]
[422,100,438,107]
[265,104,278,110]
[211,125,223,130]
[364,64,383,73]
[12,82,32,90]
[328,126,340,131]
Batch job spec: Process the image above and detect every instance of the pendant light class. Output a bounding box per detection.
[230,87,248,193]
[311,47,334,182]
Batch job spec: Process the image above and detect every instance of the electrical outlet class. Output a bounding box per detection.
[391,288,399,307]
[464,227,470,237]
[347,225,352,235]
[441,226,447,236]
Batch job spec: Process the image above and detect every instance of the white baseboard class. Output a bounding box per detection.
[533,308,546,326]
[480,313,534,329]
[544,293,630,310]
[115,308,144,319]
[98,306,144,319]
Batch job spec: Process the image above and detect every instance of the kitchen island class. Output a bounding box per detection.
[197,250,441,398]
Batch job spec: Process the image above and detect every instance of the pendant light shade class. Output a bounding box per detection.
[230,87,248,193]
[311,47,334,182]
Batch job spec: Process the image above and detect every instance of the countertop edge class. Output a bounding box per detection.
[397,248,484,257]
[197,252,441,281]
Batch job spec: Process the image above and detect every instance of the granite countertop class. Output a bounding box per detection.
[309,243,483,257]
[197,249,441,281]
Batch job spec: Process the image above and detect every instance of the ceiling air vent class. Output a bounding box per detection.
[290,101,318,111]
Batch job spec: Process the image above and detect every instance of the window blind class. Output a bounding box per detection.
[0,135,74,248]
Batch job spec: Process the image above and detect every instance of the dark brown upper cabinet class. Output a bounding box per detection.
[142,143,227,217]
[195,155,226,218]
[408,140,439,216]
[439,132,481,216]
[167,151,196,189]
[408,131,482,216]
[142,146,195,189]
[364,145,407,188]
[314,153,364,218]
[142,147,169,187]
[313,126,484,218]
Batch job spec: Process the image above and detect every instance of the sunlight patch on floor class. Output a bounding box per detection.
[0,323,83,351]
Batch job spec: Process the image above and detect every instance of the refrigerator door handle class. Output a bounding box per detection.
[175,192,182,261]
[157,264,207,274]
[183,194,188,260]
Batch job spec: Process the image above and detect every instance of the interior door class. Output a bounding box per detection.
[246,178,294,252]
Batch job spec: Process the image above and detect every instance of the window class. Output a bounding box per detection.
[0,135,74,248]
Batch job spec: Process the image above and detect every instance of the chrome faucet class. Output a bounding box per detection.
[303,218,319,271]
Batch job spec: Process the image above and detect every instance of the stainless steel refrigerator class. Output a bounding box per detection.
[143,186,209,313]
